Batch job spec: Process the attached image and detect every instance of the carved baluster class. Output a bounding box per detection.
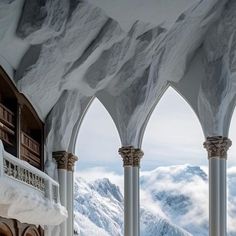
[13,165,17,178]
[19,168,23,181]
[29,172,32,185]
[6,161,11,176]
[36,176,39,189]
[32,174,35,187]
[24,170,27,183]
[3,159,7,174]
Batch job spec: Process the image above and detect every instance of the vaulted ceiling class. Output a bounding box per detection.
[0,0,236,155]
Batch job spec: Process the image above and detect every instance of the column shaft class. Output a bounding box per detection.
[67,171,74,236]
[58,169,67,236]
[204,136,231,236]
[220,159,227,236]
[53,151,69,236]
[133,166,140,236]
[209,158,220,236]
[119,146,143,236]
[67,153,78,236]
[124,166,133,236]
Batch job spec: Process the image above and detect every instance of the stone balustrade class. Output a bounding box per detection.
[0,148,59,203]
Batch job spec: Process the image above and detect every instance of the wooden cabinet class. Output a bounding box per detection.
[21,132,41,169]
[0,103,15,147]
[0,67,44,171]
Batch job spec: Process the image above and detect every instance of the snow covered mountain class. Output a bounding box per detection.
[74,165,236,236]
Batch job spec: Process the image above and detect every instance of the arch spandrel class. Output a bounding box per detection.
[96,74,168,148]
[45,91,92,153]
[138,0,236,143]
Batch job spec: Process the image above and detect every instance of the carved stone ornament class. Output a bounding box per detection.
[52,151,69,170]
[118,146,144,167]
[203,136,232,159]
[133,149,144,167]
[67,153,79,172]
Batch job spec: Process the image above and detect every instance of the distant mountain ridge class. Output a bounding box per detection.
[74,165,236,236]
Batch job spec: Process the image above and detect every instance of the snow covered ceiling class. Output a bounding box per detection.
[0,0,236,154]
[86,0,197,31]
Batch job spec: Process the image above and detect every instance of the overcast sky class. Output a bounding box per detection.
[75,88,236,174]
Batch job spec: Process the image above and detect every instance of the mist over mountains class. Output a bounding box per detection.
[74,165,236,236]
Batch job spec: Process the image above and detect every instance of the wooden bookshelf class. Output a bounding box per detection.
[0,103,15,147]
[21,131,41,168]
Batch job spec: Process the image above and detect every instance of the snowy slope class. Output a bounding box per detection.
[74,176,191,236]
[74,177,123,236]
[74,165,236,236]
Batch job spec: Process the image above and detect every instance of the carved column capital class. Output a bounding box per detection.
[67,153,78,172]
[203,136,232,159]
[119,146,134,166]
[118,146,143,167]
[53,151,69,170]
[133,149,144,167]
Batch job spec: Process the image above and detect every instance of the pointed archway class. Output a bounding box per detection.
[140,87,208,235]
[142,87,206,169]
[228,107,236,166]
[74,98,123,235]
[227,107,236,235]
[75,98,121,173]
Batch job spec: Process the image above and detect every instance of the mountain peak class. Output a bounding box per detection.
[91,178,123,202]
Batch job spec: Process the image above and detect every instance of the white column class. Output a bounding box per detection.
[53,151,69,236]
[124,166,133,236]
[58,169,67,236]
[204,136,231,236]
[119,147,134,236]
[119,146,143,236]
[133,149,143,236]
[220,158,227,236]
[133,166,139,236]
[67,154,78,236]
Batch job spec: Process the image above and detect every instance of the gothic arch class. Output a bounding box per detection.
[139,85,206,168]
[70,97,121,156]
[224,98,236,138]
[68,96,94,153]
[139,84,204,148]
[228,104,236,165]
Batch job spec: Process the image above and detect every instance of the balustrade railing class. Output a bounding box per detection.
[0,147,60,203]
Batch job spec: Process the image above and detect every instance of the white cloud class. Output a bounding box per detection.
[75,164,236,235]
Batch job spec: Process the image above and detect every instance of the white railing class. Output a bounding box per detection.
[0,146,60,203]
